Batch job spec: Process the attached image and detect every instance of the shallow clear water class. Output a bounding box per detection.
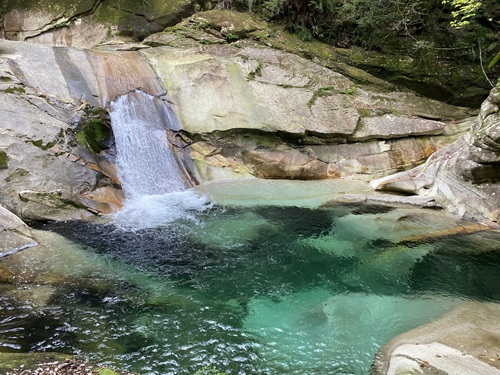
[2,199,500,375]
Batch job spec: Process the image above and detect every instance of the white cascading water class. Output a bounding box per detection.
[109,90,209,230]
[110,90,185,198]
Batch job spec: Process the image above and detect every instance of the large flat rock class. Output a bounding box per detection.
[372,301,500,375]
[142,45,468,137]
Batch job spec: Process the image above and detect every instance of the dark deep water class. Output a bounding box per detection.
[1,202,500,374]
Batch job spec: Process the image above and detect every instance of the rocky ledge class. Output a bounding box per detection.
[370,87,500,227]
[371,301,500,375]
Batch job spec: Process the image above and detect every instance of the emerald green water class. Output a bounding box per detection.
[1,201,500,374]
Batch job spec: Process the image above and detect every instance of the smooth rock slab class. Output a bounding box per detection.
[0,205,37,257]
[351,115,446,141]
[372,301,500,375]
[387,342,500,375]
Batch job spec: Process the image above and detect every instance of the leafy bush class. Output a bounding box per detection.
[218,0,499,68]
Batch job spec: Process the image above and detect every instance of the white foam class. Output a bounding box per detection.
[113,190,211,231]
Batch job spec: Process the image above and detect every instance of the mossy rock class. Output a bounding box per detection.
[0,352,70,372]
[0,86,26,95]
[1,0,95,14]
[30,139,56,151]
[335,47,491,108]
[0,353,130,374]
[172,9,269,41]
[1,0,197,42]
[0,151,8,170]
[76,108,112,154]
[99,368,121,375]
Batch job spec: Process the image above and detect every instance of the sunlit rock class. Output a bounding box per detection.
[370,87,500,226]
[372,302,500,374]
[0,205,37,258]
[0,39,124,220]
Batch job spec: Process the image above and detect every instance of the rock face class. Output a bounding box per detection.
[142,34,472,181]
[457,88,500,181]
[0,205,37,258]
[371,302,500,375]
[371,87,500,226]
[1,23,477,223]
[0,39,122,221]
[0,0,201,48]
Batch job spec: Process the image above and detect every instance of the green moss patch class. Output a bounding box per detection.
[76,108,112,154]
[0,150,8,170]
[357,108,372,117]
[0,352,70,372]
[29,139,56,150]
[1,86,25,95]
[308,85,357,108]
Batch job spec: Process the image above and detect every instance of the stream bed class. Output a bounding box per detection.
[1,191,499,374]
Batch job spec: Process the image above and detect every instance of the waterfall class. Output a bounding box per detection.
[109,90,185,199]
[110,90,209,230]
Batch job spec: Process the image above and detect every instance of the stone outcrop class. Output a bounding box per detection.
[0,39,122,221]
[0,205,37,258]
[370,87,500,226]
[0,0,202,48]
[371,301,500,375]
[337,47,494,108]
[141,33,472,181]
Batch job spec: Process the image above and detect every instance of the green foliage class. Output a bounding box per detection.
[489,51,500,69]
[225,33,239,42]
[258,0,285,18]
[230,0,428,49]
[297,25,313,41]
[442,0,482,28]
